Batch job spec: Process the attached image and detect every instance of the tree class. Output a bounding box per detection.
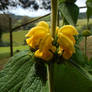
[0,0,51,11]
[0,14,9,42]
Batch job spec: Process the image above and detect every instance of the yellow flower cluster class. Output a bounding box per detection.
[26,21,78,61]
[26,21,56,61]
[57,25,78,59]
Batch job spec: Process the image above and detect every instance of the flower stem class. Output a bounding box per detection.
[57,10,60,26]
[51,0,58,38]
[48,63,55,92]
[48,0,58,92]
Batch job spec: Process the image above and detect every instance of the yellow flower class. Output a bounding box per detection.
[37,21,49,31]
[26,21,50,49]
[57,25,78,60]
[26,21,78,61]
[58,33,75,52]
[39,34,56,52]
[26,21,56,61]
[35,34,56,61]
[58,25,78,36]
[35,50,53,61]
[55,26,59,34]
[26,30,47,48]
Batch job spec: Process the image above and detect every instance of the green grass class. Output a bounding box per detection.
[0,45,29,68]
[1,30,29,67]
[2,30,28,46]
[0,45,29,59]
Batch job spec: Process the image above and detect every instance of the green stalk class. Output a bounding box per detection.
[51,0,57,38]
[57,10,60,26]
[48,63,55,92]
[48,0,57,92]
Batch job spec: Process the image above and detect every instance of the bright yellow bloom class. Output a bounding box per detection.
[26,21,78,61]
[58,33,75,53]
[35,49,53,61]
[55,26,59,34]
[26,21,50,49]
[26,30,47,49]
[39,34,56,52]
[26,21,56,61]
[35,34,56,61]
[63,50,73,59]
[58,25,78,36]
[37,21,49,31]
[57,25,78,60]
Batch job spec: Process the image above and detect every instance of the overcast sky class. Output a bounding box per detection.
[76,0,86,12]
[1,0,87,17]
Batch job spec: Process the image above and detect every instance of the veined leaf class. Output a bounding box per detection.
[59,3,79,25]
[0,50,47,92]
[86,0,92,21]
[53,62,92,92]
[68,60,92,81]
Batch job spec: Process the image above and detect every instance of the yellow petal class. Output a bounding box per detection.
[35,49,53,61]
[37,21,49,28]
[35,49,43,57]
[26,31,47,48]
[55,26,59,34]
[58,25,78,36]
[58,33,75,53]
[50,45,56,53]
[26,37,35,48]
[67,35,76,44]
[39,34,53,51]
[37,21,50,32]
[63,50,73,60]
[26,37,39,48]
[25,26,48,37]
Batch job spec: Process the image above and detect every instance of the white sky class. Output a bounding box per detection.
[75,0,86,12]
[0,0,87,17]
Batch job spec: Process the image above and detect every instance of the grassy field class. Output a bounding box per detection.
[2,30,28,46]
[0,45,29,69]
[0,30,29,67]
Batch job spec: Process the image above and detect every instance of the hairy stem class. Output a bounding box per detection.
[48,63,55,92]
[57,10,60,26]
[51,0,57,38]
[48,0,58,92]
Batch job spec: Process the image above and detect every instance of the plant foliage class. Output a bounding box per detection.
[86,0,92,21]
[59,2,79,25]
[0,50,47,92]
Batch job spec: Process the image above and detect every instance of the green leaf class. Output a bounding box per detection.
[68,60,92,81]
[20,62,47,92]
[59,3,79,25]
[75,34,83,45]
[86,0,92,20]
[0,50,47,92]
[53,63,92,92]
[71,47,87,65]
